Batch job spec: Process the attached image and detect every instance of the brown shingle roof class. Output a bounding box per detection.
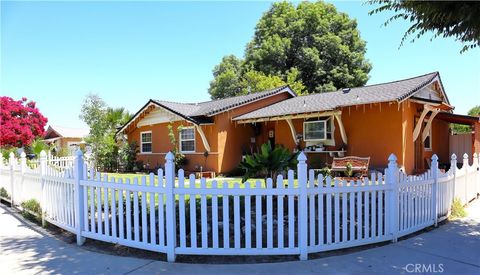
[153,85,295,118]
[117,86,295,134]
[233,72,442,121]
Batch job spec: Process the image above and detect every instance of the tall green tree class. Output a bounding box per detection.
[368,1,480,52]
[208,55,304,99]
[79,94,132,171]
[209,1,371,99]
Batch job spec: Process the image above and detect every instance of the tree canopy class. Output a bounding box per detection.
[209,1,371,99]
[368,1,480,52]
[0,96,48,148]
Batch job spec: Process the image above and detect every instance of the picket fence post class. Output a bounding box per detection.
[9,152,15,207]
[386,154,399,242]
[450,154,457,203]
[474,153,479,196]
[431,154,439,227]
[20,152,27,204]
[297,152,308,261]
[463,153,469,204]
[40,151,47,227]
[165,152,177,262]
[74,149,86,245]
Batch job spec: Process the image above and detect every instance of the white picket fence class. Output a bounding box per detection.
[0,150,479,262]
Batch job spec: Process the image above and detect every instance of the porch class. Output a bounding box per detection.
[234,110,350,170]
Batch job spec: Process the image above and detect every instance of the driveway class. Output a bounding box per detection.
[1,200,479,275]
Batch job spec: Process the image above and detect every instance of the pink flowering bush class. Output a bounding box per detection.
[0,96,48,148]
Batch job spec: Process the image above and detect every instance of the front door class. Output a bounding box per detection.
[268,129,275,148]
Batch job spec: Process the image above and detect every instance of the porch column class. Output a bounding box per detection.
[333,113,348,144]
[286,119,298,146]
[194,125,211,152]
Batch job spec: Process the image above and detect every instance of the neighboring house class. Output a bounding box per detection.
[44,125,89,155]
[117,72,480,174]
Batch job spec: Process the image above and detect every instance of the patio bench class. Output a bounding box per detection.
[331,156,370,177]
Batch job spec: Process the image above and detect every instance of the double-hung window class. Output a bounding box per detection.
[304,120,327,141]
[180,127,195,153]
[423,122,432,150]
[140,131,152,153]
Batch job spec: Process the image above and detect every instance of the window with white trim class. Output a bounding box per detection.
[180,127,195,153]
[140,131,152,153]
[423,122,432,150]
[304,120,327,141]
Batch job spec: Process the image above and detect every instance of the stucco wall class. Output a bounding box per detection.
[340,102,404,171]
[216,92,291,173]
[129,121,218,172]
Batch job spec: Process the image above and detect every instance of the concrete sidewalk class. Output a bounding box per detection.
[1,201,479,275]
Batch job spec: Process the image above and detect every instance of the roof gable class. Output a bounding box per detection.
[44,125,89,139]
[117,86,296,134]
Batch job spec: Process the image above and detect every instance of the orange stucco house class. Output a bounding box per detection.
[118,72,480,175]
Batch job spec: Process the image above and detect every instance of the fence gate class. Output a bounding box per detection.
[450,133,473,164]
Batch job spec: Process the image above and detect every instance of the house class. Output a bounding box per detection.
[44,125,89,155]
[117,72,480,175]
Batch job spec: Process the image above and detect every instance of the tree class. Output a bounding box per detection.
[0,96,48,148]
[468,106,480,117]
[79,94,131,171]
[208,56,303,99]
[368,1,480,52]
[209,1,371,98]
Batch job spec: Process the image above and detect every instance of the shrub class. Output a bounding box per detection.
[0,187,10,200]
[345,162,353,177]
[174,153,188,169]
[239,141,298,184]
[119,141,138,172]
[319,167,332,178]
[450,198,467,219]
[20,199,42,221]
[0,147,17,161]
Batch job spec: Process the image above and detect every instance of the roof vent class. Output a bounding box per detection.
[342,88,351,94]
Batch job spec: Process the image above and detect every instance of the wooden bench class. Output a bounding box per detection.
[331,156,370,176]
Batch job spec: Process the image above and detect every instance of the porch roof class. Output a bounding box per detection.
[436,112,480,125]
[233,72,443,122]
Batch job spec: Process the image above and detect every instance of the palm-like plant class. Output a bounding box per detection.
[29,138,53,157]
[239,141,299,184]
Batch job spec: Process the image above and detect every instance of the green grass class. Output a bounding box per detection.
[85,172,298,206]
[102,172,300,188]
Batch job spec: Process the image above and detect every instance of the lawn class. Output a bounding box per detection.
[102,172,299,188]
[85,172,300,205]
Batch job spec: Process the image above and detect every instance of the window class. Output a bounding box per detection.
[180,127,195,153]
[423,122,432,150]
[304,120,327,141]
[326,117,333,140]
[140,131,152,153]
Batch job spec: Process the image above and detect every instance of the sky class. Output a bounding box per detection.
[1,1,479,129]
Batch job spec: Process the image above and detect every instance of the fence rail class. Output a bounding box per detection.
[0,150,479,262]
